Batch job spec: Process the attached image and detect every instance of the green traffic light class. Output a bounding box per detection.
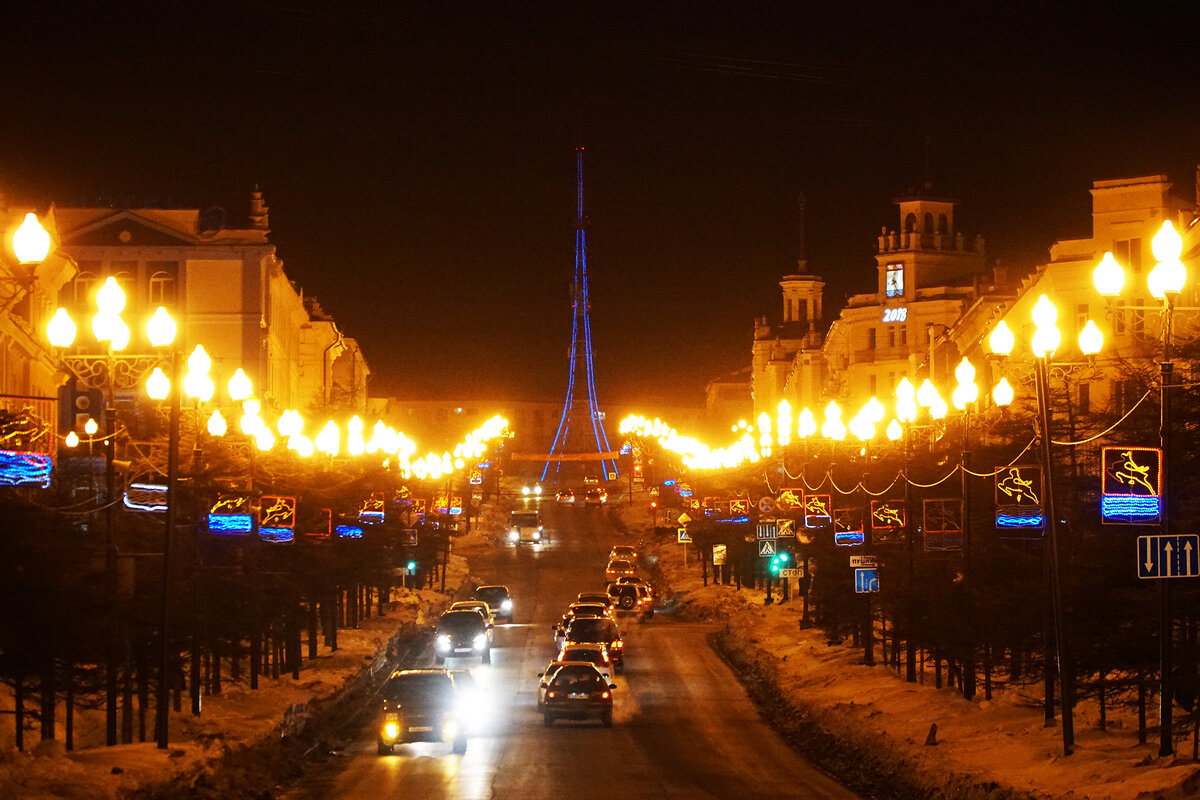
[407,561,417,571]
[779,552,790,564]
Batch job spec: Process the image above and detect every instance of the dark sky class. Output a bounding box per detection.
[3,3,1200,407]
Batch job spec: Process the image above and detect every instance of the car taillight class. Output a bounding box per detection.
[612,640,623,648]
[547,691,556,699]
[601,691,610,699]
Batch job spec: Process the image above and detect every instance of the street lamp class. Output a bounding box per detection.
[1093,219,1186,757]
[990,292,1077,755]
[46,276,175,748]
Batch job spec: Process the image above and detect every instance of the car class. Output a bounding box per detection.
[584,488,607,505]
[562,616,624,672]
[472,584,514,623]
[605,558,635,583]
[553,603,610,648]
[449,600,496,628]
[577,591,614,610]
[609,545,637,563]
[434,609,493,664]
[583,475,600,486]
[556,488,576,504]
[606,583,652,616]
[617,575,653,598]
[557,642,614,675]
[377,669,468,755]
[542,662,616,727]
[536,661,571,709]
[507,509,544,544]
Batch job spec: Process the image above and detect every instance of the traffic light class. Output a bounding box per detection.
[406,560,417,572]
[58,379,103,433]
[770,551,791,575]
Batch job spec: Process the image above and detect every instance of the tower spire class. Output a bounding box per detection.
[543,148,619,482]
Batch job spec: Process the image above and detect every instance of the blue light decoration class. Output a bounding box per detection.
[663,479,676,487]
[336,524,364,539]
[834,507,865,546]
[0,450,52,488]
[994,465,1046,538]
[479,461,492,469]
[208,514,253,535]
[1101,446,1162,525]
[619,442,632,455]
[727,515,750,524]
[259,527,294,544]
[124,482,168,513]
[803,493,832,528]
[542,148,620,482]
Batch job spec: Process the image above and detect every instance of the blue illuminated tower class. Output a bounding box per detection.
[543,148,619,482]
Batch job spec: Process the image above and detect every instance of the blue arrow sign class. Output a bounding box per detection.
[758,539,777,557]
[1137,534,1200,579]
[854,568,880,593]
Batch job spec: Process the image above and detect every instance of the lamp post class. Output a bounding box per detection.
[894,377,919,683]
[989,295,1084,756]
[1093,220,1187,757]
[47,277,174,747]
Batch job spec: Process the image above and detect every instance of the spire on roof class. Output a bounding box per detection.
[249,185,270,232]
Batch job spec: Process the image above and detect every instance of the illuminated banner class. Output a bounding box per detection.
[259,496,296,543]
[775,488,803,512]
[870,499,906,546]
[730,499,750,515]
[412,498,427,515]
[0,450,52,488]
[335,524,364,539]
[994,465,1045,537]
[124,483,168,513]
[802,493,832,528]
[510,451,621,462]
[208,495,252,536]
[923,499,963,551]
[834,507,865,546]
[469,469,483,486]
[360,492,385,524]
[1101,447,1162,525]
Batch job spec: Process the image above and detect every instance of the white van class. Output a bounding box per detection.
[507,509,544,544]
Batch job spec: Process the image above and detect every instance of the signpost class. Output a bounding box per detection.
[758,539,777,557]
[712,544,727,565]
[780,567,804,578]
[854,568,880,593]
[1137,534,1200,579]
[677,527,691,544]
[756,522,778,540]
[758,496,776,514]
[850,555,878,568]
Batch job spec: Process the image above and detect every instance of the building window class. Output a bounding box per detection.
[900,326,908,346]
[867,328,876,350]
[1076,303,1089,338]
[1114,238,1143,273]
[149,271,177,305]
[885,263,904,298]
[72,270,100,306]
[869,374,877,395]
[1078,382,1090,415]
[785,298,793,321]
[888,328,896,348]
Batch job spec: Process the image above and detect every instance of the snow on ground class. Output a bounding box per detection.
[0,544,476,800]
[637,504,1200,800]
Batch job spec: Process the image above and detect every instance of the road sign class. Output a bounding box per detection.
[713,544,727,565]
[677,527,691,544]
[855,568,880,593]
[400,528,418,546]
[779,567,804,578]
[1137,534,1200,579]
[677,512,692,525]
[777,519,795,539]
[758,539,777,557]
[850,555,878,568]
[756,522,778,540]
[730,499,750,515]
[758,496,776,514]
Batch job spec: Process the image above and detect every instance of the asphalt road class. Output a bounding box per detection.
[280,501,862,800]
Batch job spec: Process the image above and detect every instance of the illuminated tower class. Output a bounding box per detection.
[543,148,619,482]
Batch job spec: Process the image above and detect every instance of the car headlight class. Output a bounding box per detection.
[442,719,459,741]
[532,530,541,541]
[383,722,399,739]
[501,599,512,612]
[508,530,519,542]
[436,634,451,651]
[474,633,489,650]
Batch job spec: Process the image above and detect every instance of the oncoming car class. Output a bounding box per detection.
[472,584,514,624]
[377,669,468,755]
[434,610,493,664]
[507,509,544,544]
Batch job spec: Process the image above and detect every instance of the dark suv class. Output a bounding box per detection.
[377,669,468,754]
[434,609,493,664]
[563,616,624,672]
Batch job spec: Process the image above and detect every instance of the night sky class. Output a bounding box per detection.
[3,3,1199,407]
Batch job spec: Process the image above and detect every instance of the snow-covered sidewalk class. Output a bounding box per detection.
[647,522,1200,800]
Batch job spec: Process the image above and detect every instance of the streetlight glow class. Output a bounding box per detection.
[95,276,127,316]
[988,320,1015,356]
[12,212,51,264]
[146,307,176,347]
[992,377,1014,407]
[227,368,252,401]
[207,410,227,437]
[84,418,98,435]
[1031,295,1061,357]
[886,418,903,441]
[65,431,79,447]
[47,308,76,348]
[1151,219,1183,263]
[1092,252,1125,297]
[895,377,918,423]
[145,367,170,400]
[316,421,340,456]
[1078,320,1104,355]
